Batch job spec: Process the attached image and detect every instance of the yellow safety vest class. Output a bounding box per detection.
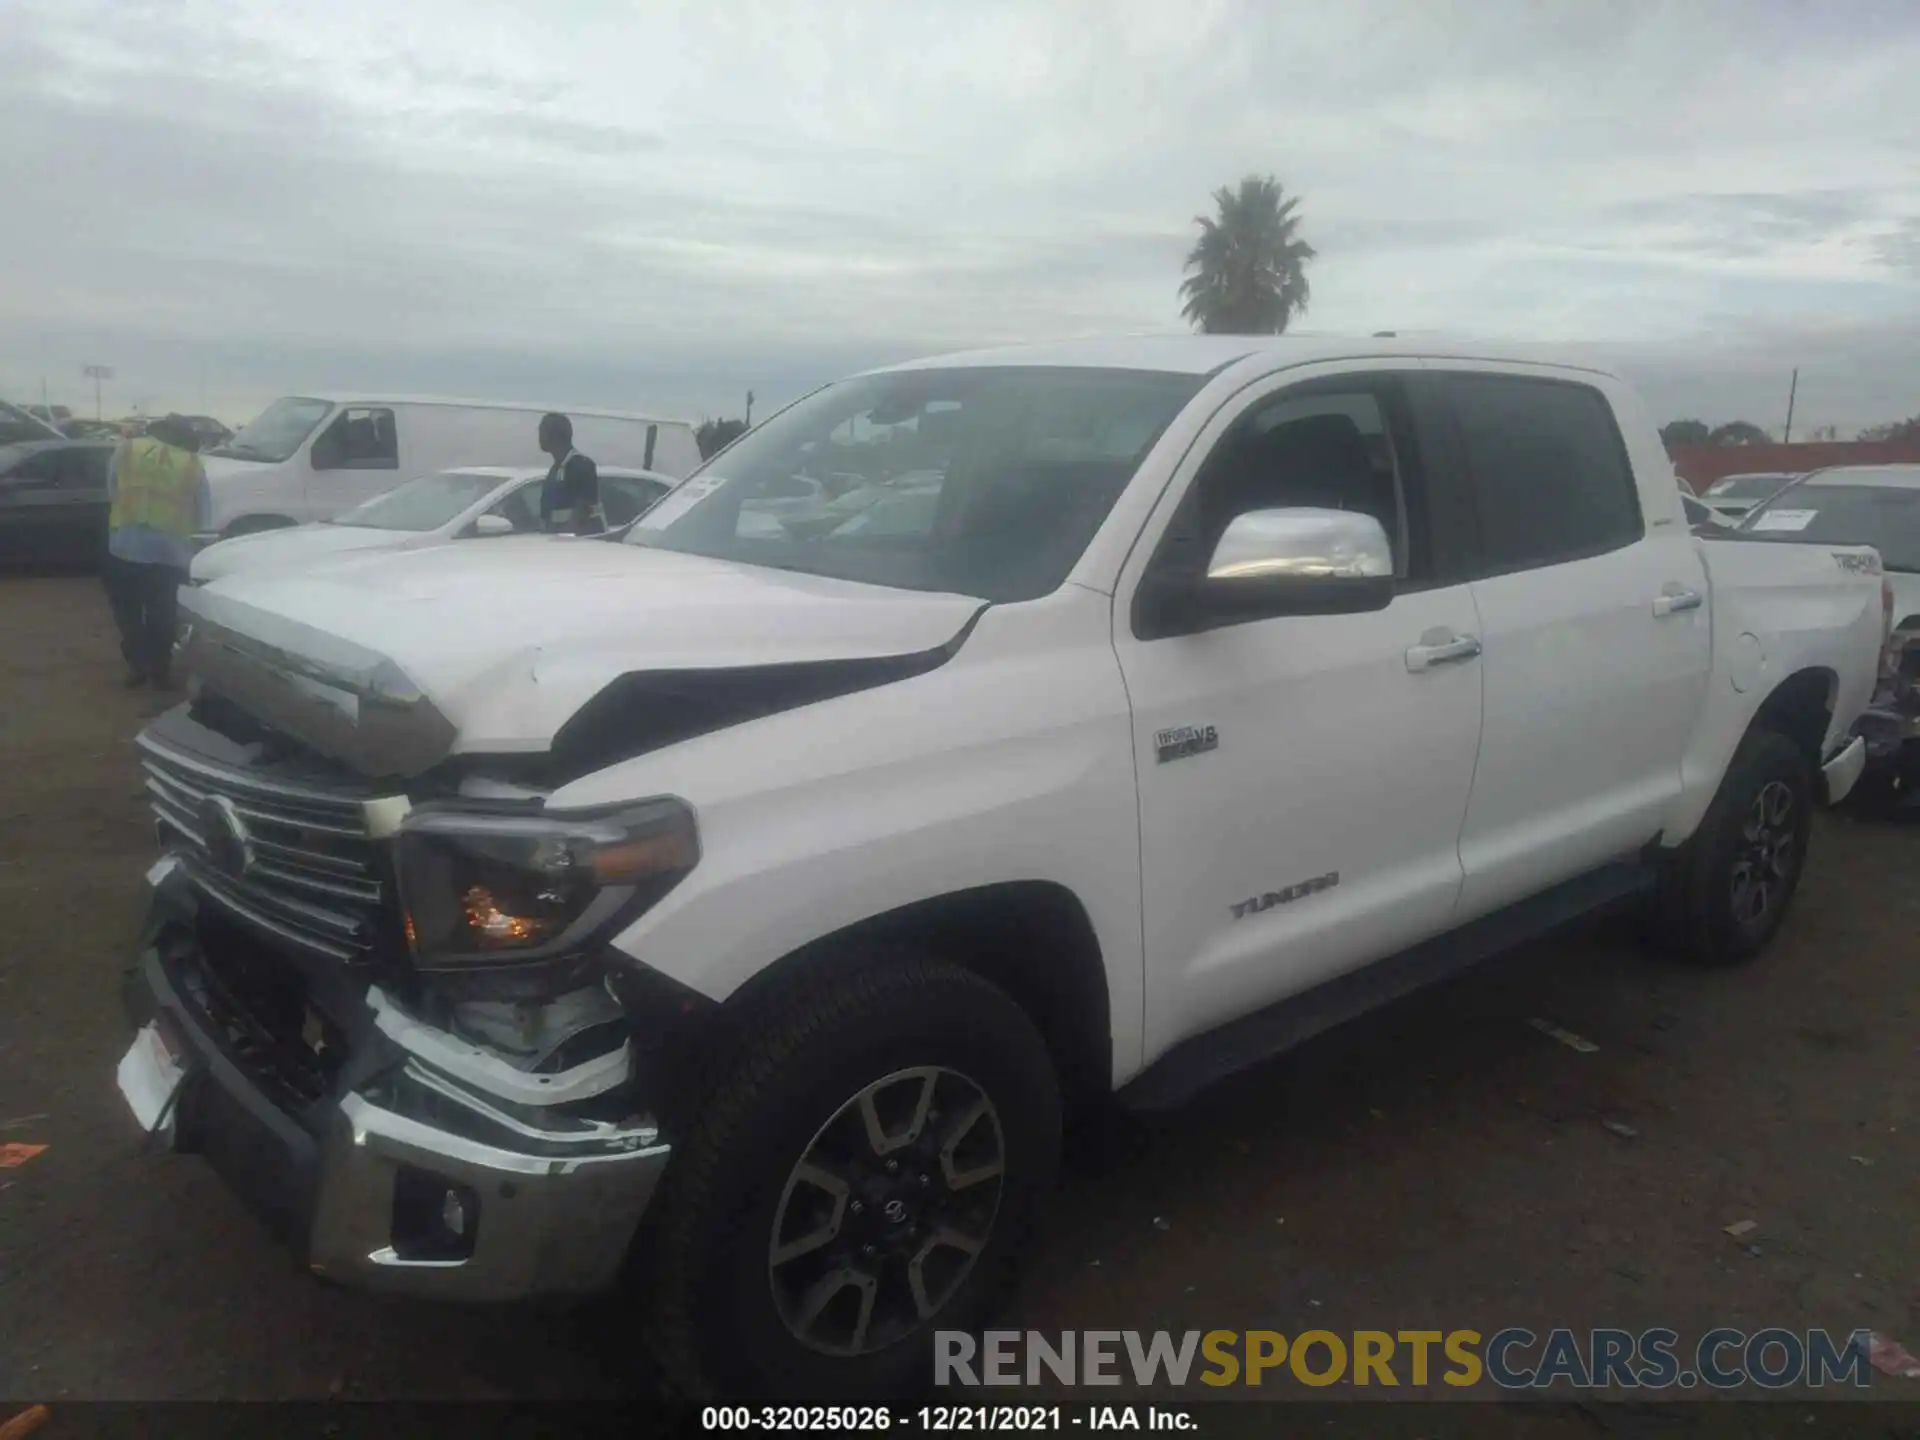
[108,437,202,537]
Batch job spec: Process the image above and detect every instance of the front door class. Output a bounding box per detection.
[304,405,402,519]
[1112,370,1486,1062]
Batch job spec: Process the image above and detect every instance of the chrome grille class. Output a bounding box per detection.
[139,734,388,963]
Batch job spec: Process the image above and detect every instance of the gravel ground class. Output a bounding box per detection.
[1,574,1915,1418]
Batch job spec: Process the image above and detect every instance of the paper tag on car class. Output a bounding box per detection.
[1750,509,1817,532]
[116,1021,187,1139]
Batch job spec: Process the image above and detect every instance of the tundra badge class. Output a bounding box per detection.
[1155,723,1218,763]
[1233,872,1340,919]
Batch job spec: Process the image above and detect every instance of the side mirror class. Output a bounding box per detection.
[1201,507,1395,616]
[1140,508,1395,635]
[472,513,515,537]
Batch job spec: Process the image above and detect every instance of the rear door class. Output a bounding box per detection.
[1428,365,1712,919]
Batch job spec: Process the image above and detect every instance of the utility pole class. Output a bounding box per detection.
[1782,368,1798,444]
[82,363,114,421]
[745,390,755,427]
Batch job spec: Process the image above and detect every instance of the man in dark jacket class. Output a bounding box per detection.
[537,413,605,535]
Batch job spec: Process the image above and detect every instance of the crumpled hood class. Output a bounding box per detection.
[191,524,406,583]
[182,537,983,773]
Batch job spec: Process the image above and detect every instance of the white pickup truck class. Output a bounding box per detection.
[119,338,1888,1401]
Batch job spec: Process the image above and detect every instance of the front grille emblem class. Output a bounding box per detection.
[199,794,257,881]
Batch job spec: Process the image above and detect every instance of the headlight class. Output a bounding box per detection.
[395,799,698,972]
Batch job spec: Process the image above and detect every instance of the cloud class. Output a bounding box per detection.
[1,0,1919,433]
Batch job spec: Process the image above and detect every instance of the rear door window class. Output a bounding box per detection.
[1444,374,1644,575]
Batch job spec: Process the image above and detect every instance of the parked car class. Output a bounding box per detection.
[188,465,676,585]
[0,438,118,569]
[1737,463,1920,801]
[121,338,1885,1401]
[1699,471,1799,520]
[195,394,701,542]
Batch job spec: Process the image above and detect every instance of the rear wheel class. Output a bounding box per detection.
[1654,727,1813,965]
[640,952,1060,1401]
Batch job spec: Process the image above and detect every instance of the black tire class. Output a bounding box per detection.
[1654,727,1814,966]
[638,951,1061,1402]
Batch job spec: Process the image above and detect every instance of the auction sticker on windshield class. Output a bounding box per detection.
[1750,509,1818,532]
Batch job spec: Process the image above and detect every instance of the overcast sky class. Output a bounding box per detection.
[4,0,1918,435]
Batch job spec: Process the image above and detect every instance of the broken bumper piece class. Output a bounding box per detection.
[1821,733,1868,806]
[122,866,670,1303]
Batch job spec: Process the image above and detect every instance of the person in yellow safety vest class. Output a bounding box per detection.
[104,414,212,689]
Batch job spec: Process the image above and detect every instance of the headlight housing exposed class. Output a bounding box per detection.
[395,798,698,973]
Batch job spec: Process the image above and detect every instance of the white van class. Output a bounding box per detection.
[197,394,700,539]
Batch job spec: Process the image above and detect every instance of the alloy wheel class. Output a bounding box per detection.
[1730,779,1797,930]
[768,1065,1006,1357]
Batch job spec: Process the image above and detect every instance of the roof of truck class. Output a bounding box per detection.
[283,394,695,427]
[879,334,1625,379]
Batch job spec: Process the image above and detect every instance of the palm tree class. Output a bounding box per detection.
[1179,175,1317,335]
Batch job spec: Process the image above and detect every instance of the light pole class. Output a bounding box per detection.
[82,364,114,421]
[745,390,755,427]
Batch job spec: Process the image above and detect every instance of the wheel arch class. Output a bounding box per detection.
[720,880,1114,1112]
[1667,663,1841,846]
[1749,665,1837,772]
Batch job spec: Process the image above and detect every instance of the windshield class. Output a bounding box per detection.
[331,470,507,531]
[1740,481,1920,572]
[1706,473,1795,501]
[208,396,332,463]
[627,365,1203,601]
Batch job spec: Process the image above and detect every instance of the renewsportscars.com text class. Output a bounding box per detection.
[935,1328,1876,1391]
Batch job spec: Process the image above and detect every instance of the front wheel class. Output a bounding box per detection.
[639,952,1061,1401]
[1654,727,1814,965]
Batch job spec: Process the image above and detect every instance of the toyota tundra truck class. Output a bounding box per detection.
[117,338,1889,1400]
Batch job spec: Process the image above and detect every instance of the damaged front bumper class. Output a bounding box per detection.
[122,858,671,1303]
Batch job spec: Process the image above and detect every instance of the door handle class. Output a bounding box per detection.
[1405,630,1483,673]
[1653,586,1704,617]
